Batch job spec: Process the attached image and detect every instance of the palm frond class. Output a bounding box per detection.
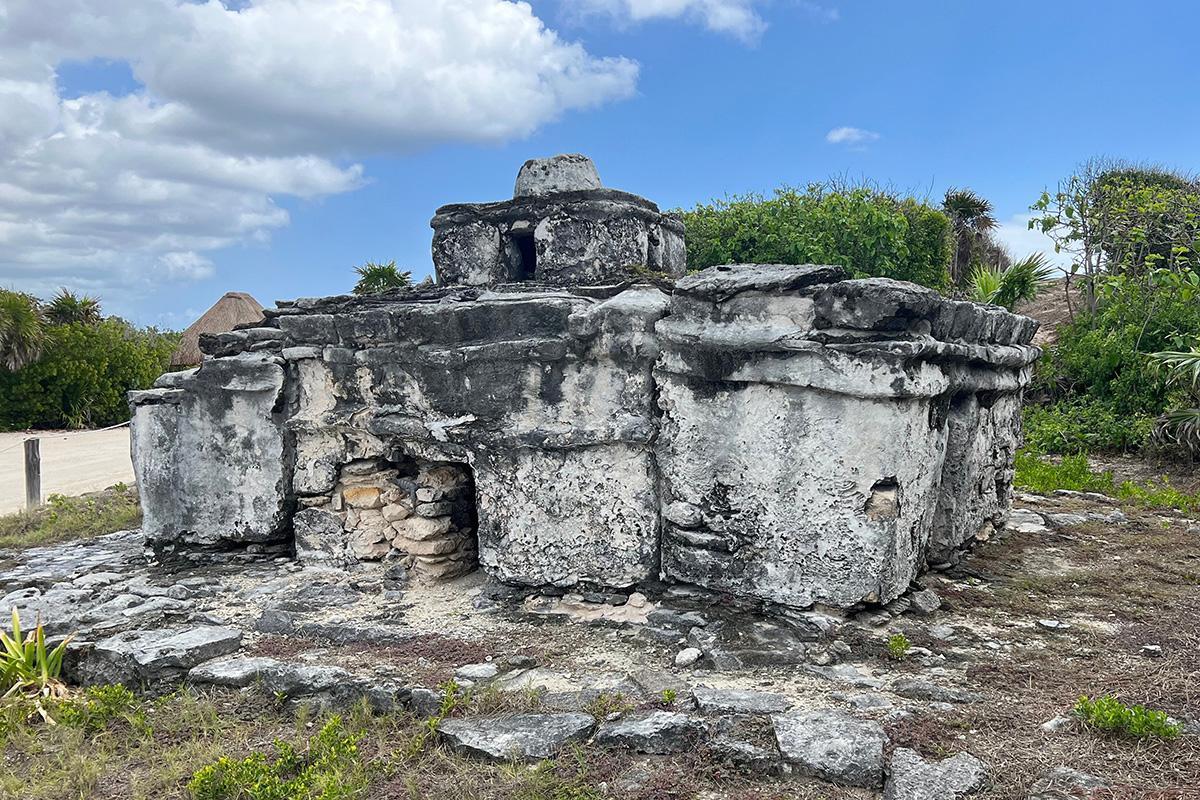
[1149,349,1200,390]
[352,261,412,296]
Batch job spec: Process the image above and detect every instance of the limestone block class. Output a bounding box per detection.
[131,354,288,546]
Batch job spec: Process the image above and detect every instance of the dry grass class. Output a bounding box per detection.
[891,498,1200,798]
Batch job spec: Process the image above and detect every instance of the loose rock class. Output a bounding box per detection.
[884,747,987,800]
[772,709,886,788]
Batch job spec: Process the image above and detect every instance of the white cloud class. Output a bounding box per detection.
[825,126,880,146]
[576,0,768,41]
[0,0,639,304]
[992,213,1073,274]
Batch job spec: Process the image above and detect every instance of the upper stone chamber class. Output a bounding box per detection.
[430,154,686,287]
[128,155,1041,612]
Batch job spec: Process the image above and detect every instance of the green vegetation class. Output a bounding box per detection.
[0,484,141,550]
[680,183,953,290]
[0,289,47,371]
[1027,161,1200,456]
[942,187,1002,284]
[1013,450,1200,512]
[352,260,412,295]
[885,633,911,661]
[189,716,368,800]
[0,609,73,725]
[582,690,634,719]
[967,253,1055,311]
[658,688,678,708]
[0,289,178,431]
[1072,695,1182,740]
[1149,347,1200,453]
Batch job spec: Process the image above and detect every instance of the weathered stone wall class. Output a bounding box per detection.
[130,353,290,548]
[131,266,1038,608]
[653,266,1038,607]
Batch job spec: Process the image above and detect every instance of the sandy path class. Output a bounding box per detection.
[0,428,134,514]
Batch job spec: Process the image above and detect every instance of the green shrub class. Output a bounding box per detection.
[680,184,952,289]
[1038,272,1200,419]
[0,319,176,430]
[56,685,151,736]
[886,633,911,661]
[1023,400,1155,455]
[188,716,368,800]
[1072,695,1181,740]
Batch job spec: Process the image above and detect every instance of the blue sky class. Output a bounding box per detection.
[4,1,1199,327]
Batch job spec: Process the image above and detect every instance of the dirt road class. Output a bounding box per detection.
[0,427,134,515]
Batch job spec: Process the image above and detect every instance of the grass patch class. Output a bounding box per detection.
[1014,449,1200,512]
[189,715,368,800]
[0,483,140,550]
[1073,695,1182,740]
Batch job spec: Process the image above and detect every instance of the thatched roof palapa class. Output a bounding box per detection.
[171,291,265,367]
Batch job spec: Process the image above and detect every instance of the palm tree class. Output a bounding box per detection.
[967,253,1055,310]
[352,261,412,295]
[0,290,47,370]
[943,188,998,284]
[44,288,102,326]
[1150,348,1200,454]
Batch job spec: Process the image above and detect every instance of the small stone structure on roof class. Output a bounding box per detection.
[130,155,1039,611]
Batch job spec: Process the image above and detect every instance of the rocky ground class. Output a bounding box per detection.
[2,489,1198,799]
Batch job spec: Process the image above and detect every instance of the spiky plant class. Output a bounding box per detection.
[968,253,1056,310]
[0,289,47,370]
[1150,348,1200,454]
[352,260,412,295]
[45,288,102,326]
[1,609,74,723]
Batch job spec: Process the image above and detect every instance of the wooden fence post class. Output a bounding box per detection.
[24,438,41,510]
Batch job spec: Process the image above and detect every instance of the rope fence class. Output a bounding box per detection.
[1,422,133,510]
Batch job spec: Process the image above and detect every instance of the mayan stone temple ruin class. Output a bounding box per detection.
[129,154,1040,613]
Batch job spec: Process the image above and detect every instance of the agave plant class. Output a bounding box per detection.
[1149,348,1200,454]
[967,253,1056,310]
[1,608,74,722]
[352,260,412,295]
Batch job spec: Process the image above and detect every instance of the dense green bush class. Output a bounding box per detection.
[0,319,176,430]
[1030,268,1200,454]
[681,185,953,289]
[1023,399,1155,455]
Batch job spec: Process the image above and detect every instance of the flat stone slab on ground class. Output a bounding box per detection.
[438,713,595,762]
[85,625,243,684]
[772,708,886,788]
[692,686,793,714]
[884,747,987,800]
[594,710,706,754]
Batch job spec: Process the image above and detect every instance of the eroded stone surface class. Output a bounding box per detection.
[772,709,886,788]
[884,747,987,800]
[438,713,595,762]
[594,710,706,754]
[130,155,1038,611]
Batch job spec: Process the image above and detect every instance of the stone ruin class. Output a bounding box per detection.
[129,154,1040,613]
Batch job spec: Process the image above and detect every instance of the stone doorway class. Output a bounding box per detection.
[323,455,479,582]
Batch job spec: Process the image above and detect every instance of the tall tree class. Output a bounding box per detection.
[0,290,46,371]
[942,188,998,284]
[45,289,102,326]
